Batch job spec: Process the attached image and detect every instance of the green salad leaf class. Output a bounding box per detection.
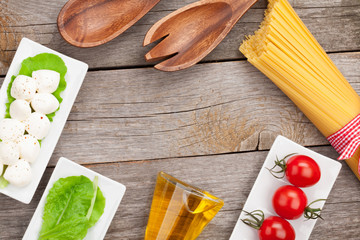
[5,75,17,119]
[39,176,106,240]
[38,216,89,240]
[0,165,8,189]
[0,176,8,189]
[6,53,67,121]
[88,183,106,227]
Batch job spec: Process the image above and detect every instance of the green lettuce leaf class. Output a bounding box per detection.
[0,165,8,189]
[0,176,8,189]
[6,53,67,121]
[39,175,105,240]
[39,216,89,240]
[88,183,106,227]
[5,76,16,119]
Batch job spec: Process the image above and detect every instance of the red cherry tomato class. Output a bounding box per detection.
[286,155,321,187]
[259,216,295,240]
[273,185,307,220]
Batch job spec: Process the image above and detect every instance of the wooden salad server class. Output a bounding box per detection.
[58,0,161,48]
[143,0,259,71]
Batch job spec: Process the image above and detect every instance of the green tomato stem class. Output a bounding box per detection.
[304,199,327,220]
[267,153,297,179]
[241,209,265,230]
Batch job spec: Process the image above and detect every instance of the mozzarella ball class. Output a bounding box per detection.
[32,70,60,93]
[18,135,40,163]
[0,119,25,141]
[11,75,37,100]
[4,159,32,187]
[0,162,3,175]
[0,141,20,165]
[25,112,50,140]
[31,93,59,114]
[10,99,32,121]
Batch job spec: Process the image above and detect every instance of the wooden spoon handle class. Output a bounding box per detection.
[228,0,259,22]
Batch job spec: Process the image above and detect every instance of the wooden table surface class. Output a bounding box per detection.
[1,0,360,239]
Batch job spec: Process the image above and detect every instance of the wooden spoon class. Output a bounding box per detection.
[58,0,160,48]
[143,0,258,71]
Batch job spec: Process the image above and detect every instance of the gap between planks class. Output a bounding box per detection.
[46,143,333,168]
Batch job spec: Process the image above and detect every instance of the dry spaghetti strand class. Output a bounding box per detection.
[240,0,360,179]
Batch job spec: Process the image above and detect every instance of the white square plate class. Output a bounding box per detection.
[229,135,342,240]
[23,157,126,240]
[0,38,88,203]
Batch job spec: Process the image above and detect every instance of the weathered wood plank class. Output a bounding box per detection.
[0,52,359,165]
[292,0,360,8]
[1,0,358,30]
[1,0,359,74]
[0,146,359,239]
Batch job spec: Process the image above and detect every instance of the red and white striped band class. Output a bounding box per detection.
[327,114,360,174]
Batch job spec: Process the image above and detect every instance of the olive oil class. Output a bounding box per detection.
[145,172,224,240]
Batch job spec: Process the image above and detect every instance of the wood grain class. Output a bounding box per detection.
[1,52,357,166]
[0,146,359,239]
[0,0,359,74]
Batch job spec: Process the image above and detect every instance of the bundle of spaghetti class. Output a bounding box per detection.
[240,0,360,179]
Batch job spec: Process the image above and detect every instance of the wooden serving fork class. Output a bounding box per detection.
[143,0,259,71]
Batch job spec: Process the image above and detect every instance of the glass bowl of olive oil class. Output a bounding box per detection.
[145,172,224,240]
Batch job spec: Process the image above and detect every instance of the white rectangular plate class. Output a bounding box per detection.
[0,38,88,203]
[229,135,342,240]
[23,157,126,240]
